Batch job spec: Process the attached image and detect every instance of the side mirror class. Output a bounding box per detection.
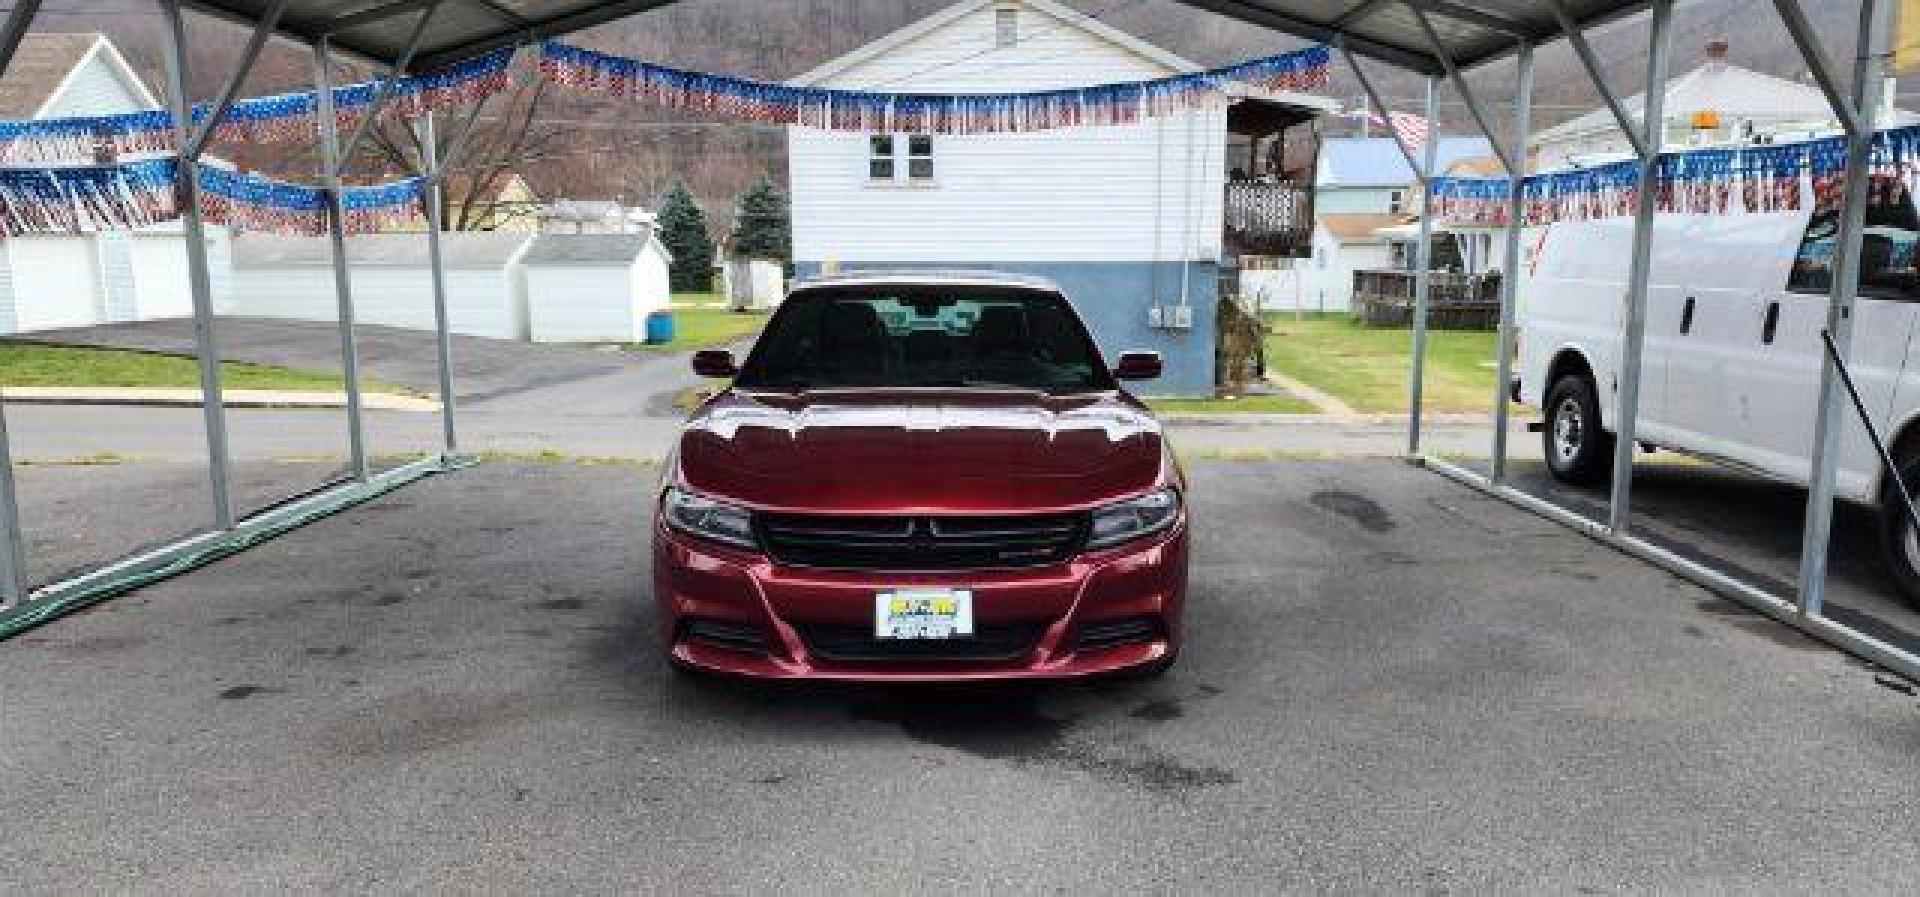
[691,349,738,378]
[1112,350,1163,381]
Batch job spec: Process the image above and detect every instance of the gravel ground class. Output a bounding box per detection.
[3,459,1919,892]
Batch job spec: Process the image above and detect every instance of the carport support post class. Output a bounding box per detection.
[1793,0,1895,617]
[420,111,459,454]
[1409,76,1441,455]
[158,0,237,531]
[312,39,371,482]
[1488,43,1534,484]
[0,0,42,602]
[1605,0,1675,533]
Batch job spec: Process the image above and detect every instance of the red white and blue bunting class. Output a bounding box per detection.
[0,47,516,163]
[0,158,179,235]
[198,166,427,236]
[538,40,1332,135]
[1432,124,1920,227]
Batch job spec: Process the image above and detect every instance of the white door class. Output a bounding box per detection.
[8,237,102,331]
[1744,202,1920,490]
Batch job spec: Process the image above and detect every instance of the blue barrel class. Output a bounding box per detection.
[645,310,676,345]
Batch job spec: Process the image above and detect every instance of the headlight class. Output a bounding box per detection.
[1086,487,1181,549]
[662,487,757,549]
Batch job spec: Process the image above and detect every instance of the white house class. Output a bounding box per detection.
[228,233,534,341]
[1533,38,1915,170]
[785,0,1333,395]
[1249,136,1488,312]
[524,232,673,343]
[0,33,232,335]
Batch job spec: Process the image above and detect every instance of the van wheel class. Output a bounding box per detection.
[1543,374,1614,487]
[1875,457,1920,608]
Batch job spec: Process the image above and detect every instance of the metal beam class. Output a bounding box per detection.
[1409,4,1517,173]
[1796,0,1896,617]
[1605,0,1674,533]
[420,111,460,455]
[1408,74,1441,456]
[183,0,289,161]
[334,0,444,177]
[410,0,686,74]
[1487,40,1533,483]
[159,0,238,532]
[1413,0,1535,39]
[313,39,371,482]
[1175,0,1442,75]
[1340,43,1427,182]
[322,0,437,35]
[1333,0,1395,29]
[1545,0,1647,160]
[1770,0,1867,137]
[0,0,43,604]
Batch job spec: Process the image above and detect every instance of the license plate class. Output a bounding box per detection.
[875,589,974,639]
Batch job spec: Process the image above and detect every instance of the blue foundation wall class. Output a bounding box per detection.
[791,260,1219,397]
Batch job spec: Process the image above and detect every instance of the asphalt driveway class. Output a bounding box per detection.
[3,458,1917,892]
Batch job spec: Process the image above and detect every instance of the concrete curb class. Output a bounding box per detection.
[0,387,440,411]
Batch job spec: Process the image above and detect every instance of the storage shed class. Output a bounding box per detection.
[522,232,672,343]
[228,232,533,340]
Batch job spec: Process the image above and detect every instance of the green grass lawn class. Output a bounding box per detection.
[1262,313,1499,413]
[631,296,767,352]
[0,343,417,395]
[1144,394,1315,415]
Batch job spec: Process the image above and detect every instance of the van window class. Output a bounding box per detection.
[1788,191,1920,300]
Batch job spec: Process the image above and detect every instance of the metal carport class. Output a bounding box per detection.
[0,0,1911,682]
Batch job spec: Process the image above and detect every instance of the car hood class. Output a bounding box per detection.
[676,389,1166,513]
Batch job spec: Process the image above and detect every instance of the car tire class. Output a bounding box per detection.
[1875,457,1920,609]
[1543,373,1615,487]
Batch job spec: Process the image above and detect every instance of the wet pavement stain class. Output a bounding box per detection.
[854,693,1235,793]
[1311,491,1395,533]
[537,598,587,611]
[1130,698,1184,721]
[218,685,278,700]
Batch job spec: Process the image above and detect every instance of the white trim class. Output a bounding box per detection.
[788,0,1200,88]
[30,35,163,119]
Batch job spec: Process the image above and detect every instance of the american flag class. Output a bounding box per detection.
[1368,111,1431,153]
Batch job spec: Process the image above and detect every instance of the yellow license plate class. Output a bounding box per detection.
[875,589,974,639]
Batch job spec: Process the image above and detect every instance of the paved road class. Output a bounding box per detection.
[4,458,1918,892]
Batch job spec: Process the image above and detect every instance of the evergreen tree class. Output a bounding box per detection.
[728,174,791,261]
[656,180,715,293]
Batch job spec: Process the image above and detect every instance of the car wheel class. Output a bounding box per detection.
[1875,457,1920,609]
[1542,373,1615,487]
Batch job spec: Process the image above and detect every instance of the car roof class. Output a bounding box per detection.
[789,269,1065,295]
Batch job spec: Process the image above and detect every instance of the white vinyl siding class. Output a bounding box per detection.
[231,266,528,340]
[809,3,1172,93]
[792,108,1225,263]
[526,265,644,343]
[37,46,153,119]
[7,237,103,331]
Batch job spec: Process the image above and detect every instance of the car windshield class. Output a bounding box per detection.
[735,286,1113,391]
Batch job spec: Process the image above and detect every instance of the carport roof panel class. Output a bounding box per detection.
[182,0,1648,75]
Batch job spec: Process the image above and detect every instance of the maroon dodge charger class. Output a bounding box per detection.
[652,271,1188,681]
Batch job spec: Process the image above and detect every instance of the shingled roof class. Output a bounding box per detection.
[0,33,103,118]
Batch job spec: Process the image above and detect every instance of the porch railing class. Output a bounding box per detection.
[1351,269,1502,330]
[1224,180,1311,258]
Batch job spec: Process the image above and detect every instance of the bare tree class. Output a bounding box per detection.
[362,72,559,231]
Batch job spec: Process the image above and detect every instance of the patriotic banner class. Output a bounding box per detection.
[0,158,179,235]
[538,40,1331,135]
[1431,124,1920,227]
[198,166,426,236]
[0,47,516,162]
[201,46,517,144]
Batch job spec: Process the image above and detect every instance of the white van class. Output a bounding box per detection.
[1515,189,1920,602]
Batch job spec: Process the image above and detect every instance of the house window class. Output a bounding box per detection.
[1388,189,1407,214]
[996,8,1018,47]
[868,135,895,181]
[906,135,934,180]
[869,135,934,184]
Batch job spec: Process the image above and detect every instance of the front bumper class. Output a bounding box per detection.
[651,519,1188,681]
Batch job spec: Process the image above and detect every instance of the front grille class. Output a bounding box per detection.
[1074,616,1163,653]
[757,512,1087,571]
[683,620,767,655]
[796,623,1045,663]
